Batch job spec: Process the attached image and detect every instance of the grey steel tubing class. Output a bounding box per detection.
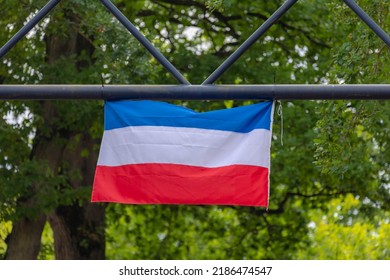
[0,0,61,59]
[343,0,390,47]
[202,0,298,85]
[99,0,190,85]
[0,84,390,100]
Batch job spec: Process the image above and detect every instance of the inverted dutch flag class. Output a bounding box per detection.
[92,100,274,207]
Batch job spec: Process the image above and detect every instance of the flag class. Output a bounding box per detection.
[92,100,274,207]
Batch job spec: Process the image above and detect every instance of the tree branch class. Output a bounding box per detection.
[250,189,349,215]
[248,12,331,49]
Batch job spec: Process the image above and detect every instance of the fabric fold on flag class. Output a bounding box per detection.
[92,100,274,207]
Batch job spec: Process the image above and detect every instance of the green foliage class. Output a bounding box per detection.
[38,222,55,260]
[205,0,224,12]
[105,204,308,259]
[0,221,11,258]
[0,0,389,260]
[297,195,390,259]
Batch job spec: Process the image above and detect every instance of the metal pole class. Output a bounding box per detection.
[0,84,389,100]
[99,0,190,85]
[202,0,298,85]
[343,0,390,47]
[0,0,61,59]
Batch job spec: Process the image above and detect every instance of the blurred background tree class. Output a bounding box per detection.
[0,0,389,259]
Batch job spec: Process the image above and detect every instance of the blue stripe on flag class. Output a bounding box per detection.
[104,100,273,133]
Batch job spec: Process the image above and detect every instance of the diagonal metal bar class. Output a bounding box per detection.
[99,0,190,85]
[202,0,298,85]
[343,0,390,47]
[0,84,389,100]
[0,0,61,59]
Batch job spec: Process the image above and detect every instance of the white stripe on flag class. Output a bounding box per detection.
[97,125,271,168]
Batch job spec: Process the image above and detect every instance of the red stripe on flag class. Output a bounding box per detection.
[92,163,269,207]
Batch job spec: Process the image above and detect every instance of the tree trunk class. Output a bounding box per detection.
[4,215,46,260]
[45,11,105,260]
[49,132,105,259]
[5,7,105,260]
[5,130,66,259]
[6,106,68,259]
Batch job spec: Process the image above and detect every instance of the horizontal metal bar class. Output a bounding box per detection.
[343,0,390,47]
[0,0,61,59]
[202,0,298,85]
[0,84,389,100]
[99,0,190,85]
